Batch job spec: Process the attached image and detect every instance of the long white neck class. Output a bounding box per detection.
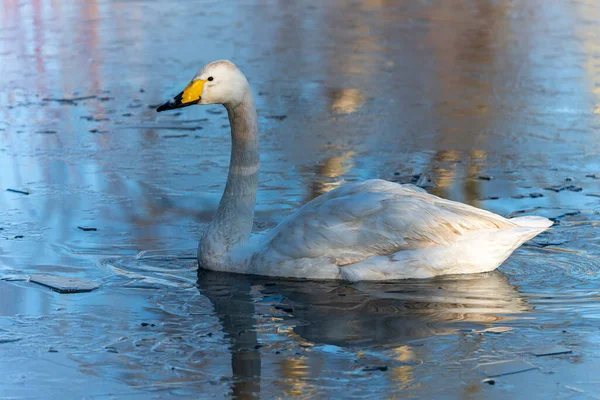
[199,92,259,263]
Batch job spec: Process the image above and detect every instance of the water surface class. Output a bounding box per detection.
[1,0,599,398]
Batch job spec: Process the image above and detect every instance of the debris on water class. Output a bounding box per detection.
[506,207,580,221]
[362,366,388,372]
[391,173,434,188]
[141,322,156,327]
[265,115,287,121]
[6,188,30,195]
[544,185,582,193]
[0,333,22,344]
[0,274,29,281]
[78,226,97,231]
[414,173,431,187]
[42,95,96,104]
[163,134,190,139]
[478,175,494,180]
[29,274,99,294]
[531,240,566,248]
[482,378,495,385]
[274,305,294,313]
[180,118,209,123]
[105,346,119,353]
[124,125,202,131]
[477,360,537,377]
[81,115,109,122]
[549,210,581,220]
[477,326,512,334]
[529,346,573,357]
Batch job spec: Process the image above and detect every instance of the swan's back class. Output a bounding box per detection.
[261,179,514,262]
[247,180,550,280]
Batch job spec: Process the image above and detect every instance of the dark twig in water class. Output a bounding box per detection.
[265,115,287,121]
[78,226,97,231]
[6,188,30,195]
[362,366,388,372]
[121,125,203,131]
[42,95,97,103]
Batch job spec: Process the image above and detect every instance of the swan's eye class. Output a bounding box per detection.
[207,76,214,81]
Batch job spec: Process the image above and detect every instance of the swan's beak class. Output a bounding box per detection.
[156,79,207,112]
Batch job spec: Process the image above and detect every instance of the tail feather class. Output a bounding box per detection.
[509,216,553,229]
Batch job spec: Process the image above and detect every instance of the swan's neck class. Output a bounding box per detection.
[200,93,259,262]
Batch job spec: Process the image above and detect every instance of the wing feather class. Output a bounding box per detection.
[259,179,515,266]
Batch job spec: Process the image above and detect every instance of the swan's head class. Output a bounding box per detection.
[156,60,249,112]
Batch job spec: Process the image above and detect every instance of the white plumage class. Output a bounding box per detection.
[157,60,552,281]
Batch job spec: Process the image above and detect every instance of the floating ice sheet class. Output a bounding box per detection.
[29,274,99,294]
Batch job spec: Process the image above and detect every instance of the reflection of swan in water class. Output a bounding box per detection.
[196,269,527,396]
[198,269,527,345]
[157,60,552,280]
[201,273,261,399]
[279,273,527,345]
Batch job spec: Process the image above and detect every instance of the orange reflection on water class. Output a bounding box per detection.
[329,88,366,115]
[278,357,311,397]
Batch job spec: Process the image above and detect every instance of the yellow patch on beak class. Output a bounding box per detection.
[156,78,208,112]
[181,79,207,103]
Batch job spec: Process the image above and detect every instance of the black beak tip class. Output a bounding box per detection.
[156,101,173,112]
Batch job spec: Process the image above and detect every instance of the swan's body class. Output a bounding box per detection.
[157,60,552,281]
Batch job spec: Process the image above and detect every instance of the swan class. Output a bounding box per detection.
[156,60,552,281]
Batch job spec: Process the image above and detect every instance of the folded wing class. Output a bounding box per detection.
[259,179,516,266]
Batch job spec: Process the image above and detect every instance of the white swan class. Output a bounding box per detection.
[157,60,552,281]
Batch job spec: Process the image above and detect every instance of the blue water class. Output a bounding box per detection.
[1,0,599,398]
